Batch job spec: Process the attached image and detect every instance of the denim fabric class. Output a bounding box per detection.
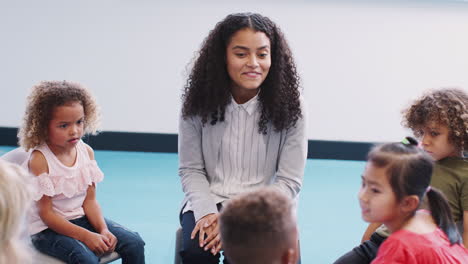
[180,204,229,264]
[31,216,145,264]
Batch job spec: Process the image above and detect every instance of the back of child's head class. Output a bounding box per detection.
[402,88,468,153]
[0,160,33,263]
[369,137,461,244]
[18,80,100,151]
[219,187,297,264]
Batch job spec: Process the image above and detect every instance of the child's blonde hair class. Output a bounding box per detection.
[18,81,101,151]
[0,160,34,263]
[402,88,468,152]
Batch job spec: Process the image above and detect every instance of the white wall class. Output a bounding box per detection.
[1,0,468,142]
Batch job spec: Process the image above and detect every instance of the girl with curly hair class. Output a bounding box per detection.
[18,81,145,264]
[178,12,307,263]
[334,88,468,264]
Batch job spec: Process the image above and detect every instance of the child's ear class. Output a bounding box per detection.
[400,195,420,213]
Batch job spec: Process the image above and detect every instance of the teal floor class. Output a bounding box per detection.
[0,146,367,264]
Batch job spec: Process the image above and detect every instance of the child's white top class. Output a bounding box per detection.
[28,140,104,235]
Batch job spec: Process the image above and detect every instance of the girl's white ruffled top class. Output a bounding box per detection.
[27,140,104,235]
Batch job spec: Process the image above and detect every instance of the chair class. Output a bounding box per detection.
[1,148,121,263]
[0,147,30,165]
[36,251,120,264]
[297,240,301,264]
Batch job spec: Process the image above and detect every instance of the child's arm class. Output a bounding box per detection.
[82,144,117,252]
[30,151,110,255]
[82,183,117,252]
[361,222,382,243]
[463,211,468,249]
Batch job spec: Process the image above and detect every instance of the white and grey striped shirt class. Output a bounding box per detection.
[183,95,271,214]
[179,95,307,221]
[215,94,271,196]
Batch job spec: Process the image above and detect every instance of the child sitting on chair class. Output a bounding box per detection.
[18,80,145,264]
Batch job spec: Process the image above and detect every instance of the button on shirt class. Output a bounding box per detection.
[216,94,269,196]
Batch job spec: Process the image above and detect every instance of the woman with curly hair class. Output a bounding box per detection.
[334,88,468,264]
[18,81,145,264]
[178,12,307,263]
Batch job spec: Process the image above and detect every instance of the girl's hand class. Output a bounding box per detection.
[191,213,219,248]
[100,229,118,253]
[82,231,110,255]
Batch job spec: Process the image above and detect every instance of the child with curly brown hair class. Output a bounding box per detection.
[402,87,468,244]
[18,80,145,264]
[334,88,468,264]
[178,12,307,263]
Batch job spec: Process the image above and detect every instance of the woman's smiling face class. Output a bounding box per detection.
[226,28,271,101]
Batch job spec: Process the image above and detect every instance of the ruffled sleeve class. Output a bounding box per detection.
[31,160,104,201]
[32,173,56,201]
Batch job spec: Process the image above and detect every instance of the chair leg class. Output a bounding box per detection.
[297,239,301,264]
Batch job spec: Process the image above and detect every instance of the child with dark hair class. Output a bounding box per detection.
[335,88,468,263]
[219,187,299,264]
[179,12,307,263]
[361,138,467,263]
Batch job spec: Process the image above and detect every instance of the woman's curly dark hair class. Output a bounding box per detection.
[402,88,468,152]
[182,12,301,134]
[18,81,101,151]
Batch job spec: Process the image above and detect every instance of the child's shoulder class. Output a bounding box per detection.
[386,229,437,249]
[435,157,468,178]
[81,141,95,160]
[29,150,48,176]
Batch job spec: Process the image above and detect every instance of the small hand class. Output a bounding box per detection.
[82,231,110,255]
[100,229,118,253]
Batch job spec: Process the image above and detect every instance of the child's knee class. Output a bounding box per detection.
[114,228,145,253]
[68,248,99,264]
[126,232,145,250]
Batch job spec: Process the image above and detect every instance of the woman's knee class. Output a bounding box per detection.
[180,244,220,264]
